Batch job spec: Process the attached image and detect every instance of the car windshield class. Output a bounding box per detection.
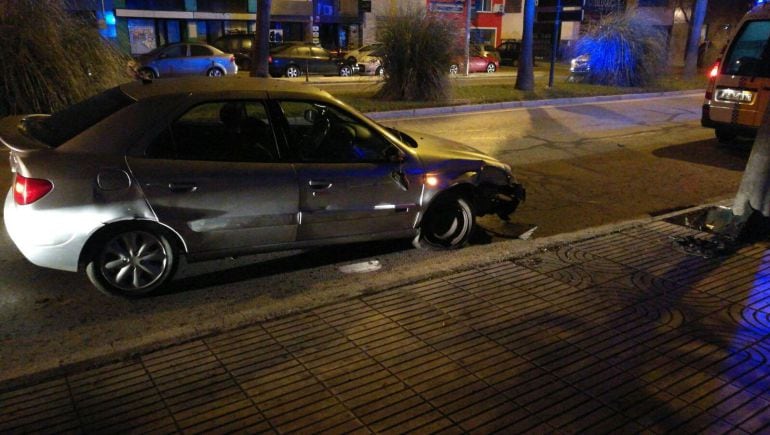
[22,87,134,147]
[723,19,770,77]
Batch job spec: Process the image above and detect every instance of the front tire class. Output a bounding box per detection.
[413,194,475,250]
[449,64,459,75]
[486,63,496,73]
[339,65,353,77]
[206,67,224,77]
[86,229,177,297]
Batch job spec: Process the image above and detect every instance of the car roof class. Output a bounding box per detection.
[118,77,334,101]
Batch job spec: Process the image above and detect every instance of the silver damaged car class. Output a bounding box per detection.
[2,77,525,296]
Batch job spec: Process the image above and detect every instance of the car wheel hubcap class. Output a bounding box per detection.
[100,231,167,291]
[287,67,298,77]
[209,69,222,77]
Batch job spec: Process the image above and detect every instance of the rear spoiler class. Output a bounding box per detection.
[0,115,55,153]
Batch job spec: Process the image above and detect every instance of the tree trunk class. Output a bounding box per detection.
[683,0,707,78]
[515,0,535,91]
[732,106,770,218]
[250,0,272,78]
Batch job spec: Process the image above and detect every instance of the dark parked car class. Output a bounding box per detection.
[497,40,521,66]
[135,42,237,79]
[2,77,525,296]
[269,44,356,77]
[212,34,296,70]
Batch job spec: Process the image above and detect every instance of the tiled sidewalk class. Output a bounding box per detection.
[2,220,770,433]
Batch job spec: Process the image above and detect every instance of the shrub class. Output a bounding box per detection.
[574,8,668,87]
[376,7,457,101]
[0,0,133,117]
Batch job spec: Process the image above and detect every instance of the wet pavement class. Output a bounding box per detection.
[2,209,770,433]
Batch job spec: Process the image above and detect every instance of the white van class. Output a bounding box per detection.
[702,3,770,143]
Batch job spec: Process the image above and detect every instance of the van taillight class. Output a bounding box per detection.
[13,174,53,205]
[705,62,719,100]
[709,62,719,79]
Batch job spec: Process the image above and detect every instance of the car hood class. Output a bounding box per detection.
[397,128,507,170]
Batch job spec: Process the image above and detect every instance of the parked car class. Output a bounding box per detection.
[212,35,303,70]
[135,42,237,79]
[269,44,356,77]
[345,43,383,65]
[2,77,525,296]
[497,39,521,66]
[567,54,590,82]
[351,44,385,76]
[449,55,499,74]
[473,44,501,63]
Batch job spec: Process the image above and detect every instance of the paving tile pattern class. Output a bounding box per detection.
[3,221,770,433]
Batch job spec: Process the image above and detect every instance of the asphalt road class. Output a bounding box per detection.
[0,91,751,384]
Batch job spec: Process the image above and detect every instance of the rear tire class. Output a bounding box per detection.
[285,65,301,78]
[138,68,156,80]
[715,128,737,144]
[339,65,353,77]
[449,64,459,75]
[486,63,496,73]
[413,194,475,250]
[86,228,177,297]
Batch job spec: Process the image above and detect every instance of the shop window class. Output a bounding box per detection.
[505,0,522,13]
[475,0,493,12]
[124,0,184,10]
[128,18,157,55]
[197,0,248,13]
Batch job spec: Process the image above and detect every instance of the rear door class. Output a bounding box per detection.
[272,99,421,242]
[128,96,299,255]
[715,19,770,128]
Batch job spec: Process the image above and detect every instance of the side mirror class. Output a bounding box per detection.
[304,108,318,123]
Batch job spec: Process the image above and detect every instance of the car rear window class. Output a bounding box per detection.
[22,87,135,148]
[723,20,770,77]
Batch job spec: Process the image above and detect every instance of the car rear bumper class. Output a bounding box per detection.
[701,104,758,137]
[4,190,86,272]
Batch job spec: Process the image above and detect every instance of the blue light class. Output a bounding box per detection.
[105,11,116,26]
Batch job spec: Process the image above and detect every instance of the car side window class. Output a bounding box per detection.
[147,100,278,162]
[276,100,393,163]
[161,45,186,58]
[190,45,213,57]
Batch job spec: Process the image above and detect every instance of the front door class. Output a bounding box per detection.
[129,98,298,255]
[274,100,421,242]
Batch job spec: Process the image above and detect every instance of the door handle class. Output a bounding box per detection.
[168,182,198,193]
[308,180,333,190]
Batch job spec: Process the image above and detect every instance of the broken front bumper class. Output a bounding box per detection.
[478,182,526,221]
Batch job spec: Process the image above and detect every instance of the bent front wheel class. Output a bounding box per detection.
[413,194,475,250]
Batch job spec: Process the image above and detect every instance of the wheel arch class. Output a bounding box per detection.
[77,219,187,271]
[417,182,477,228]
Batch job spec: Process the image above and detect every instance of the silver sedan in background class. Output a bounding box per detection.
[2,77,525,297]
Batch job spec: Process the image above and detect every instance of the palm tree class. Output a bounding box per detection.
[250,0,272,78]
[515,0,536,91]
[683,0,708,77]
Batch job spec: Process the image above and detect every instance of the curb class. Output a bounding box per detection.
[366,89,704,120]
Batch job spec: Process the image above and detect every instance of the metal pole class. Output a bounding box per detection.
[465,0,472,76]
[547,0,561,88]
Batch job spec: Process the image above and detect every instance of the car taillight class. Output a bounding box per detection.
[268,55,272,63]
[13,174,53,205]
[229,55,235,64]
